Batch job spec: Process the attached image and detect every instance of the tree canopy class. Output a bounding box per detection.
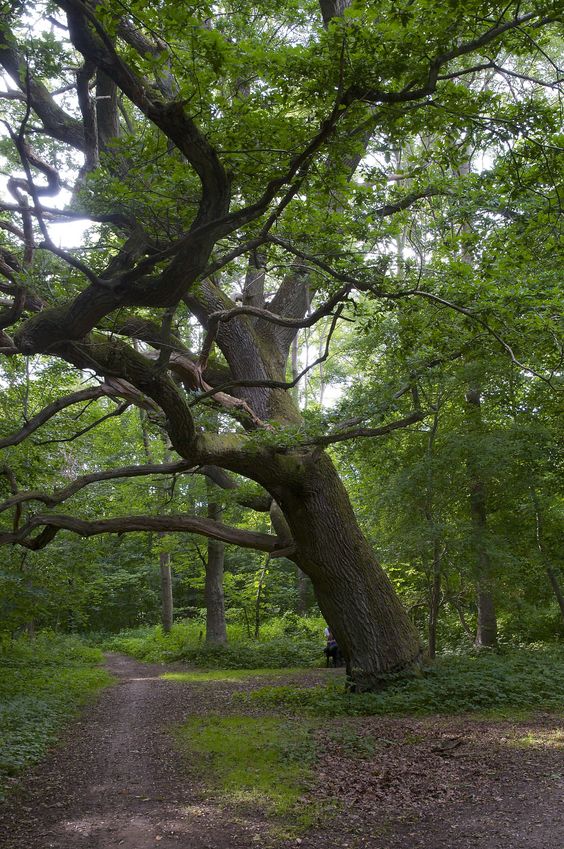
[0,0,562,685]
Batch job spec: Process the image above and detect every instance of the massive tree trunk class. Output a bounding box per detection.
[193,431,422,685]
[270,453,422,687]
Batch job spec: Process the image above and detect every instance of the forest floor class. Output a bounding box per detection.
[0,653,562,849]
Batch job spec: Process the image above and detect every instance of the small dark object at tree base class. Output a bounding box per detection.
[324,643,344,667]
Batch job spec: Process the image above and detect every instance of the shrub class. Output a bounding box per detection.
[102,615,326,668]
[0,632,111,799]
[241,646,564,717]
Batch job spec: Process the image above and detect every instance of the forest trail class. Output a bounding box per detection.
[0,653,269,849]
[0,653,563,849]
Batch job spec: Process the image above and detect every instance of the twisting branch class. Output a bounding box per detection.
[0,512,293,557]
[306,410,426,446]
[32,401,131,445]
[155,350,271,428]
[4,112,104,288]
[0,285,26,330]
[0,464,21,531]
[188,305,345,406]
[350,10,558,105]
[0,385,110,449]
[265,237,557,387]
[202,283,351,346]
[0,459,198,515]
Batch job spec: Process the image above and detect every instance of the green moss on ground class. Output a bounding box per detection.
[100,615,326,669]
[161,668,302,683]
[175,715,328,834]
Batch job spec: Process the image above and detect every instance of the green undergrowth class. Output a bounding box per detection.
[175,715,327,834]
[0,632,112,799]
[161,668,301,683]
[100,615,326,669]
[240,646,564,717]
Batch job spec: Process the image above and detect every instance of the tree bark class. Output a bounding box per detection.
[296,567,312,614]
[159,549,173,633]
[272,452,422,688]
[205,481,227,645]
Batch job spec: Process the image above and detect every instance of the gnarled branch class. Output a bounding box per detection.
[0,512,293,557]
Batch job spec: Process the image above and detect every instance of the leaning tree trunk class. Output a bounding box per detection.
[196,285,422,686]
[270,453,422,689]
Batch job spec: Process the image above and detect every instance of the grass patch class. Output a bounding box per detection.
[161,668,301,683]
[240,646,564,717]
[0,632,112,799]
[510,729,564,749]
[100,616,326,669]
[175,715,324,831]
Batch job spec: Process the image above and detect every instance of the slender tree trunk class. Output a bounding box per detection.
[545,566,564,623]
[254,559,268,639]
[424,405,442,659]
[457,155,497,648]
[159,548,173,633]
[205,481,227,645]
[533,492,564,622]
[466,387,497,648]
[296,567,311,614]
[446,591,475,643]
[269,499,311,615]
[428,539,442,659]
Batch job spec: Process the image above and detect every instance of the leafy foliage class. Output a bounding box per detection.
[242,647,564,717]
[0,634,112,799]
[101,615,326,668]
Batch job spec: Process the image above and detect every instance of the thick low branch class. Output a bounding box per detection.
[58,337,197,457]
[1,512,290,556]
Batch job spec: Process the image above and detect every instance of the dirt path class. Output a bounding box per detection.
[0,654,562,849]
[0,654,271,849]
